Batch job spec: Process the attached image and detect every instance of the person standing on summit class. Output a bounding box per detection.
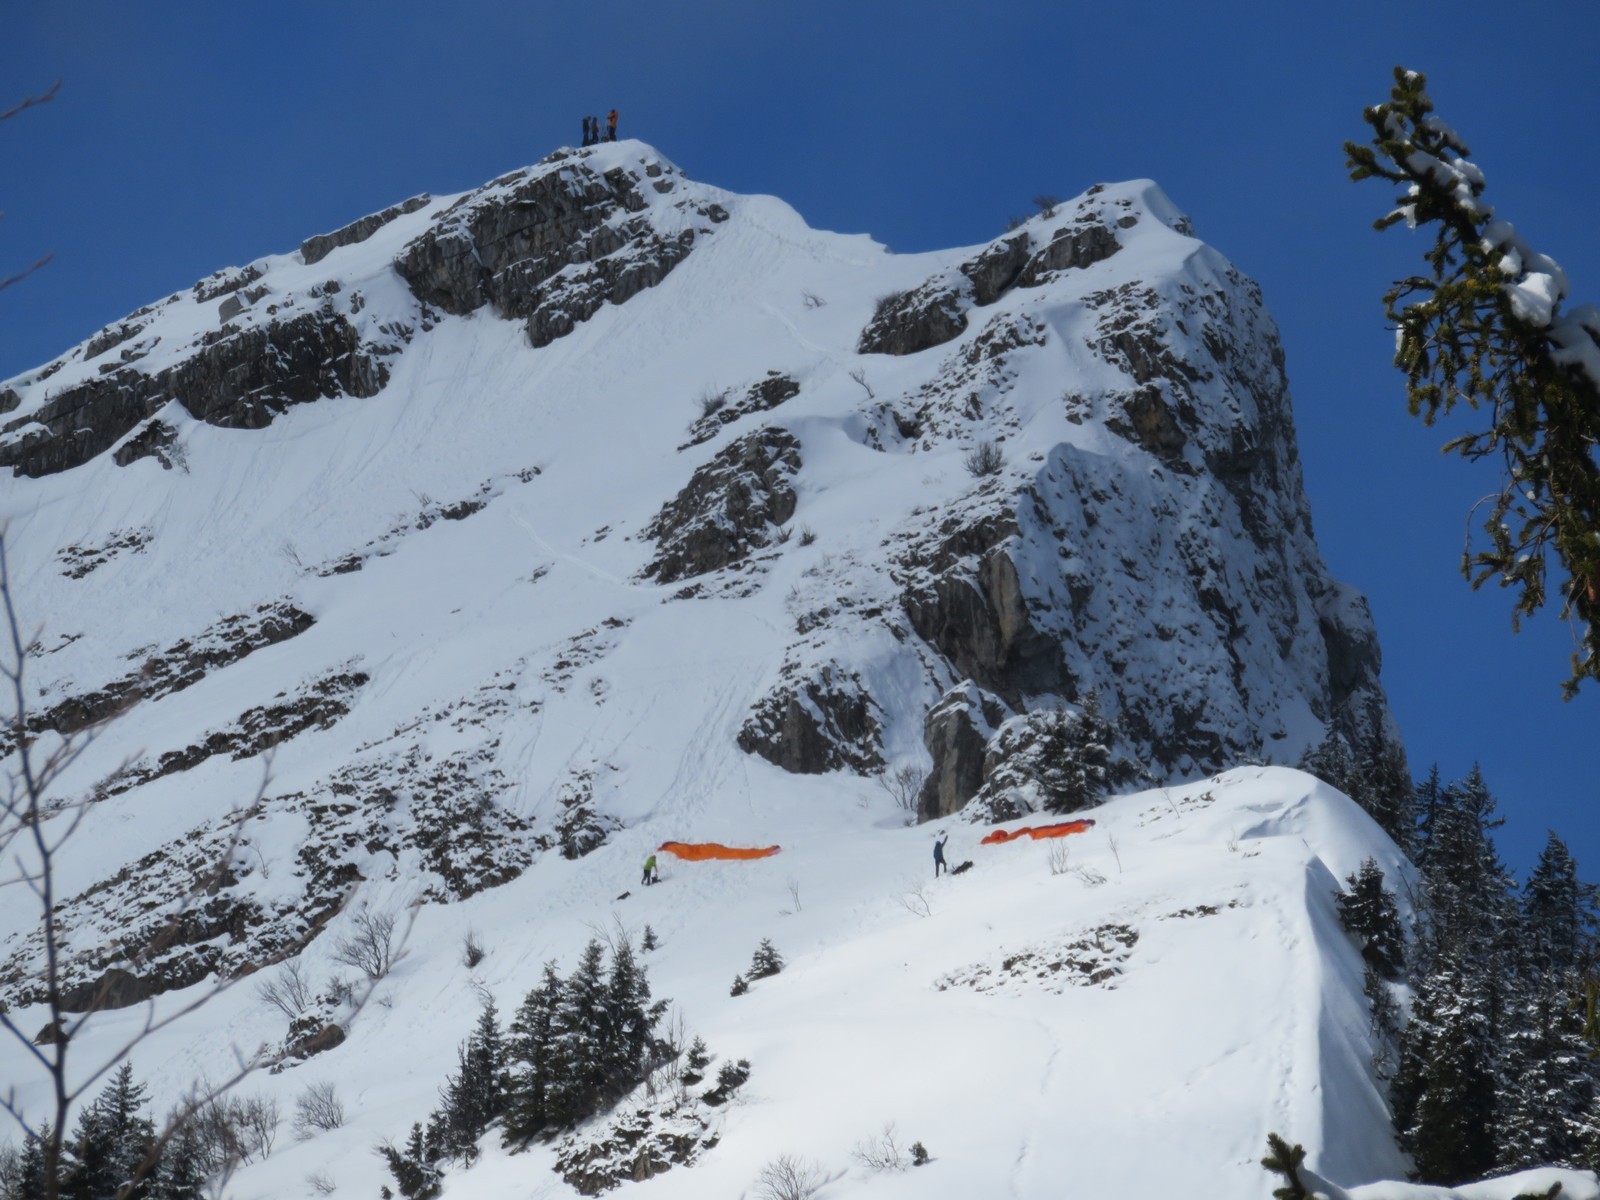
[933,832,948,878]
[606,108,619,142]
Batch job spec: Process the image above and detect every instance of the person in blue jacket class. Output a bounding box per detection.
[934,832,948,878]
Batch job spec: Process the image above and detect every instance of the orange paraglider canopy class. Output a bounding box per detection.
[979,819,1095,846]
[658,841,781,861]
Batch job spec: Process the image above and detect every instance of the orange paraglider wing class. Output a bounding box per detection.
[658,841,781,861]
[979,819,1095,845]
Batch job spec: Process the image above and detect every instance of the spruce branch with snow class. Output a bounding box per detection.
[1347,66,1600,697]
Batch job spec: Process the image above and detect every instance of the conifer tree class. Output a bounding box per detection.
[1346,67,1600,696]
[543,940,610,1128]
[1300,732,1357,800]
[1496,980,1600,1170]
[14,1127,54,1200]
[503,962,563,1144]
[1412,764,1446,868]
[1521,832,1596,977]
[1394,949,1500,1184]
[1336,858,1405,979]
[748,939,784,981]
[681,1037,711,1086]
[1416,766,1514,980]
[63,1065,157,1200]
[438,999,507,1161]
[1362,739,1416,852]
[148,1119,207,1200]
[600,938,664,1101]
[1363,962,1402,1082]
[379,1123,442,1200]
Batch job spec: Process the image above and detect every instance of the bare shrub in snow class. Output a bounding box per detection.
[1033,194,1061,219]
[696,386,728,418]
[801,291,826,309]
[964,440,1005,477]
[848,367,874,399]
[797,525,818,547]
[898,881,933,918]
[773,523,793,545]
[257,958,314,1022]
[851,1121,909,1171]
[306,1170,337,1195]
[1074,865,1107,888]
[293,1081,345,1137]
[754,1154,823,1200]
[1046,840,1072,876]
[462,928,486,969]
[332,907,400,981]
[877,764,926,812]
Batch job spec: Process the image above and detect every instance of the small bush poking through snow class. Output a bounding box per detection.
[911,1141,930,1166]
[877,764,925,812]
[294,1080,346,1137]
[696,387,728,418]
[331,907,400,981]
[797,525,818,546]
[851,1121,910,1171]
[681,1036,711,1085]
[641,924,659,952]
[257,957,313,1022]
[754,1154,823,1200]
[729,973,749,997]
[461,928,485,969]
[964,440,1005,477]
[704,1058,751,1106]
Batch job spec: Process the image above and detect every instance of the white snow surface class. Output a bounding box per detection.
[0,141,1429,1195]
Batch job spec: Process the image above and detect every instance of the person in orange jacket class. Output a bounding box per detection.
[606,109,619,142]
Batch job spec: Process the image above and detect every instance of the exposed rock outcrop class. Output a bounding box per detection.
[0,308,390,477]
[919,681,1011,821]
[300,193,432,265]
[0,601,315,756]
[393,150,712,349]
[737,663,884,775]
[642,427,800,583]
[683,372,801,447]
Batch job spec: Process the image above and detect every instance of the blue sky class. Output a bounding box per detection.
[4,1,1597,875]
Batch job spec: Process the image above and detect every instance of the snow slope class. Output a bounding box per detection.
[0,142,1425,1195]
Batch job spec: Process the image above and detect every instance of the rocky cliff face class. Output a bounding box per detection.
[0,144,1400,1010]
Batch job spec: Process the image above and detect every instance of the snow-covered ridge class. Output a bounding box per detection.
[0,141,1409,1195]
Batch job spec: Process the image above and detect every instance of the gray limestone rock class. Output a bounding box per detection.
[918,681,1011,821]
[737,664,884,776]
[642,427,801,583]
[300,193,432,265]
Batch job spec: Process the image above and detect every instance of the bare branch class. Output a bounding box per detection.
[0,80,61,122]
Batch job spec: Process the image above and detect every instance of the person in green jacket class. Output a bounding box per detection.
[642,854,657,886]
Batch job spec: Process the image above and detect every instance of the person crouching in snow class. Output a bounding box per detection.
[642,853,658,886]
[934,832,948,878]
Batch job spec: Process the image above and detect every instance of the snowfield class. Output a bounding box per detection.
[11,766,1418,1199]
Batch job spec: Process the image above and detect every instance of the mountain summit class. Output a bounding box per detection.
[1,142,1413,1196]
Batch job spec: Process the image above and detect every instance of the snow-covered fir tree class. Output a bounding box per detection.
[748,939,784,980]
[1391,947,1500,1185]
[1335,858,1404,979]
[63,1064,157,1200]
[437,999,508,1161]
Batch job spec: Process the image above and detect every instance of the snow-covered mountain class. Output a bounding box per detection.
[1,141,1421,1196]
